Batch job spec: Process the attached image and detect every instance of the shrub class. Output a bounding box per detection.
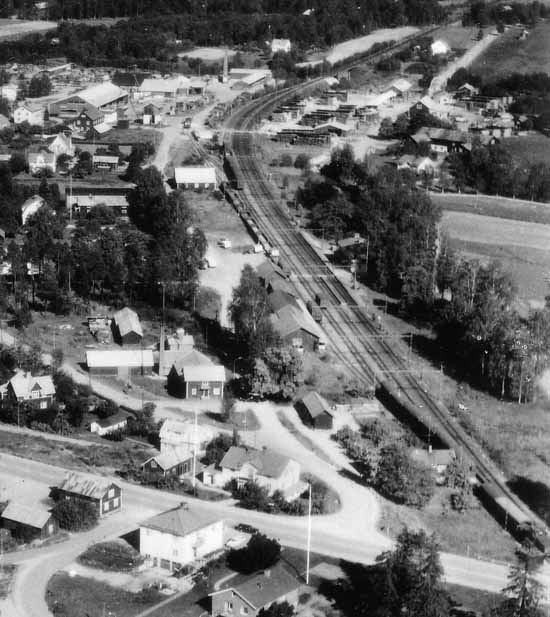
[227,533,281,574]
[279,153,293,167]
[52,499,98,531]
[78,540,143,572]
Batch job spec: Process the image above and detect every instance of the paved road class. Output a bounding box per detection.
[1,453,550,617]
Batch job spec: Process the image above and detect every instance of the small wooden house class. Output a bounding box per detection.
[1,501,58,542]
[54,472,122,517]
[295,391,333,430]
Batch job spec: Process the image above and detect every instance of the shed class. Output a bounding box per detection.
[1,501,58,541]
[89,411,129,436]
[295,391,333,429]
[112,307,143,346]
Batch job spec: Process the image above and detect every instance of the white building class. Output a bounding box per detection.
[139,505,224,571]
[0,83,18,102]
[159,418,215,454]
[14,103,44,126]
[139,76,191,100]
[89,411,129,436]
[431,39,450,55]
[174,166,217,190]
[271,38,291,54]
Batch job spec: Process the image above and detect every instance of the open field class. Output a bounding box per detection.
[181,47,236,61]
[502,133,550,167]
[470,21,550,79]
[433,191,550,225]
[441,210,550,305]
[0,19,56,40]
[303,26,419,66]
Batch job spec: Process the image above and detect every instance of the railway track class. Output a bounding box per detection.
[221,31,550,545]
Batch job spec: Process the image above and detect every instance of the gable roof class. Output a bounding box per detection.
[140,504,221,536]
[112,71,151,88]
[270,303,321,341]
[7,371,55,399]
[220,446,291,478]
[174,166,217,185]
[210,563,301,610]
[77,81,127,108]
[142,445,194,471]
[113,306,142,338]
[268,289,299,313]
[86,349,154,369]
[411,127,468,144]
[181,364,226,383]
[389,77,412,93]
[1,501,52,529]
[57,471,117,500]
[256,260,286,284]
[80,104,103,122]
[298,391,332,419]
[140,76,191,94]
[171,349,213,372]
[91,410,129,428]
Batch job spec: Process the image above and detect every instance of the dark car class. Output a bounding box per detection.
[235,523,258,534]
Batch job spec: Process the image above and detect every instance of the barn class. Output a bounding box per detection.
[295,391,333,429]
[1,502,58,542]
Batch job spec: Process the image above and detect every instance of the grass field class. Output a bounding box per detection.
[441,210,550,305]
[502,133,550,167]
[0,18,56,40]
[471,21,550,79]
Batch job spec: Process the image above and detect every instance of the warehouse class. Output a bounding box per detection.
[86,349,154,377]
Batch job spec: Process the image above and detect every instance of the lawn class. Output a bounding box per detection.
[470,22,550,79]
[46,573,163,617]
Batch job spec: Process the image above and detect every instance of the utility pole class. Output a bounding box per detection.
[305,482,312,584]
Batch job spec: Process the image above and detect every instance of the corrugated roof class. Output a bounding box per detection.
[211,564,301,609]
[57,471,117,500]
[174,166,217,185]
[140,505,221,537]
[1,501,52,529]
[7,370,55,399]
[113,307,143,338]
[86,349,154,368]
[220,446,291,479]
[182,364,226,383]
[77,82,127,108]
[299,391,332,419]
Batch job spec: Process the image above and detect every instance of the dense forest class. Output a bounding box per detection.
[0,0,445,68]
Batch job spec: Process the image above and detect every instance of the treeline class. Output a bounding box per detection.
[300,146,550,402]
[0,0,445,68]
[463,0,550,27]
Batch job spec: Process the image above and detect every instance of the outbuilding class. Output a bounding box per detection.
[89,411,129,436]
[112,307,143,346]
[295,391,333,430]
[1,501,58,542]
[53,472,122,517]
[86,349,154,377]
[141,446,194,477]
[174,166,217,191]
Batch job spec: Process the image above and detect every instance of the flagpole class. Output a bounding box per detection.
[306,482,312,584]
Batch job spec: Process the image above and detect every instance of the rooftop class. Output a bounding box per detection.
[143,445,194,471]
[298,391,332,419]
[220,446,291,479]
[140,504,221,537]
[77,81,127,108]
[6,370,55,399]
[86,349,154,369]
[181,364,226,383]
[174,166,217,185]
[113,306,143,338]
[1,501,52,529]
[57,471,118,500]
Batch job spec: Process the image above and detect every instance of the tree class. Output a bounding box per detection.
[227,533,281,574]
[375,528,450,617]
[446,456,474,512]
[51,499,98,531]
[375,443,435,507]
[250,347,303,400]
[258,601,295,617]
[203,433,233,465]
[233,480,271,511]
[229,265,277,358]
[96,399,118,419]
[498,549,545,617]
[127,166,168,237]
[28,73,51,98]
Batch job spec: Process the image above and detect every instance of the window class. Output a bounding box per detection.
[213,387,220,396]
[40,401,47,409]
[112,497,119,508]
[108,488,115,499]
[31,389,41,399]
[241,607,249,615]
[104,500,110,512]
[191,388,197,396]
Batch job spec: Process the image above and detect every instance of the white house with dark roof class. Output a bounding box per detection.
[48,133,74,158]
[174,166,217,191]
[89,410,129,436]
[139,504,224,571]
[201,445,304,499]
[0,371,55,410]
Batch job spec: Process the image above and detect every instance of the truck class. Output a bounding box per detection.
[315,292,328,309]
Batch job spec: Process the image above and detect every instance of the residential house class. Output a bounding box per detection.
[295,391,334,429]
[48,133,74,158]
[384,78,413,101]
[92,154,119,172]
[143,101,164,126]
[408,127,469,154]
[159,418,215,454]
[0,371,55,410]
[409,96,451,124]
[89,411,129,436]
[1,502,58,542]
[13,103,44,126]
[168,363,226,400]
[201,445,304,499]
[21,195,46,225]
[210,562,302,617]
[0,83,18,102]
[53,471,122,517]
[112,307,143,346]
[139,504,224,571]
[141,446,194,477]
[174,166,217,191]
[455,83,479,99]
[49,81,128,118]
[28,151,56,176]
[271,38,292,54]
[73,105,104,133]
[86,349,154,377]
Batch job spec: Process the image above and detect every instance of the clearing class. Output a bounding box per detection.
[470,21,550,80]
[441,210,550,306]
[302,26,419,66]
[0,19,56,39]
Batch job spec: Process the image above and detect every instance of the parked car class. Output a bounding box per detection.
[235,523,258,534]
